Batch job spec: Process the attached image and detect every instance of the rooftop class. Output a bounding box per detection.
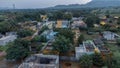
[18,54,59,68]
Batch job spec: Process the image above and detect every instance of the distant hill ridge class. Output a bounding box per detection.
[51,0,120,9]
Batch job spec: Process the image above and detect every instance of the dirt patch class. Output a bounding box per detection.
[0,51,6,57]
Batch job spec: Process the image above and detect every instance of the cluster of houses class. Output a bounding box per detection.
[17,14,120,68]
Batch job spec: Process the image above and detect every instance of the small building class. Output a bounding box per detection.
[75,40,99,59]
[42,21,55,29]
[0,35,17,45]
[18,54,59,68]
[41,30,58,40]
[102,31,120,40]
[72,17,83,21]
[56,20,69,28]
[93,38,104,46]
[71,20,87,28]
[6,32,17,36]
[93,38,110,55]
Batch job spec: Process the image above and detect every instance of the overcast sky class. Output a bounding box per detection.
[0,0,92,9]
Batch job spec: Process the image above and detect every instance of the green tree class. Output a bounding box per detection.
[54,11,64,19]
[52,35,72,54]
[78,34,84,44]
[85,17,94,28]
[117,17,120,25]
[117,39,120,46]
[6,44,28,60]
[6,39,30,60]
[79,54,93,68]
[85,16,100,28]
[57,29,74,43]
[31,35,47,42]
[31,35,41,42]
[17,29,33,38]
[92,53,105,67]
[63,12,72,20]
[39,35,47,42]
[104,55,118,68]
[38,26,49,35]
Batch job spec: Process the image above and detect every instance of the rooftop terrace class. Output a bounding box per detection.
[18,54,59,68]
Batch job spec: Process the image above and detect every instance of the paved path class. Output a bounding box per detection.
[32,30,38,39]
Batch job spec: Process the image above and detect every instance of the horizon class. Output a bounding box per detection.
[0,0,91,9]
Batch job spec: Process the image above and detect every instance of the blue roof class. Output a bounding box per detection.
[61,20,69,28]
[46,31,58,40]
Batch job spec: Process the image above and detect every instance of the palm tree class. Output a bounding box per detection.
[79,54,93,68]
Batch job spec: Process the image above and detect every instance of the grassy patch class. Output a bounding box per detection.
[105,43,120,58]
[82,32,99,40]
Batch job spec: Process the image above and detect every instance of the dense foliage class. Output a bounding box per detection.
[57,28,74,43]
[79,54,93,68]
[6,39,30,60]
[52,35,72,53]
[17,29,33,38]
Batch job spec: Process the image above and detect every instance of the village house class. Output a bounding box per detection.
[71,20,87,28]
[56,20,69,28]
[42,21,55,29]
[93,38,110,54]
[18,54,59,68]
[75,40,99,59]
[41,30,58,40]
[102,31,120,40]
[0,35,17,45]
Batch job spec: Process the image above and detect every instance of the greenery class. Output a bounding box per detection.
[117,17,120,24]
[78,34,84,44]
[17,28,33,38]
[6,39,30,60]
[117,39,120,45]
[57,28,74,43]
[36,44,43,51]
[31,35,47,42]
[85,16,100,28]
[0,21,18,34]
[38,25,49,35]
[52,35,72,54]
[92,53,105,67]
[79,54,93,68]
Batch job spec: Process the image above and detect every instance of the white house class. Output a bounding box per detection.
[75,40,99,59]
[102,31,120,40]
[0,35,17,45]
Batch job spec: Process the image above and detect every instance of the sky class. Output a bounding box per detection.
[0,0,92,9]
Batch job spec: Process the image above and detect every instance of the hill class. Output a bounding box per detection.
[50,0,120,9]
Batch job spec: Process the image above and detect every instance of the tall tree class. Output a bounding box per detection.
[57,29,74,43]
[63,12,72,20]
[78,34,84,44]
[6,39,30,60]
[52,35,72,54]
[79,54,93,68]
[17,29,33,38]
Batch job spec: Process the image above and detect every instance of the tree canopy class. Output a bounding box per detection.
[79,54,93,68]
[17,28,33,38]
[52,35,72,53]
[57,29,74,43]
[6,39,30,60]
[78,34,84,44]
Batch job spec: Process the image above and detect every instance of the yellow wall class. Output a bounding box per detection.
[56,20,62,28]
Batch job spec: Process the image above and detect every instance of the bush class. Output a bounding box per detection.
[17,29,33,38]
